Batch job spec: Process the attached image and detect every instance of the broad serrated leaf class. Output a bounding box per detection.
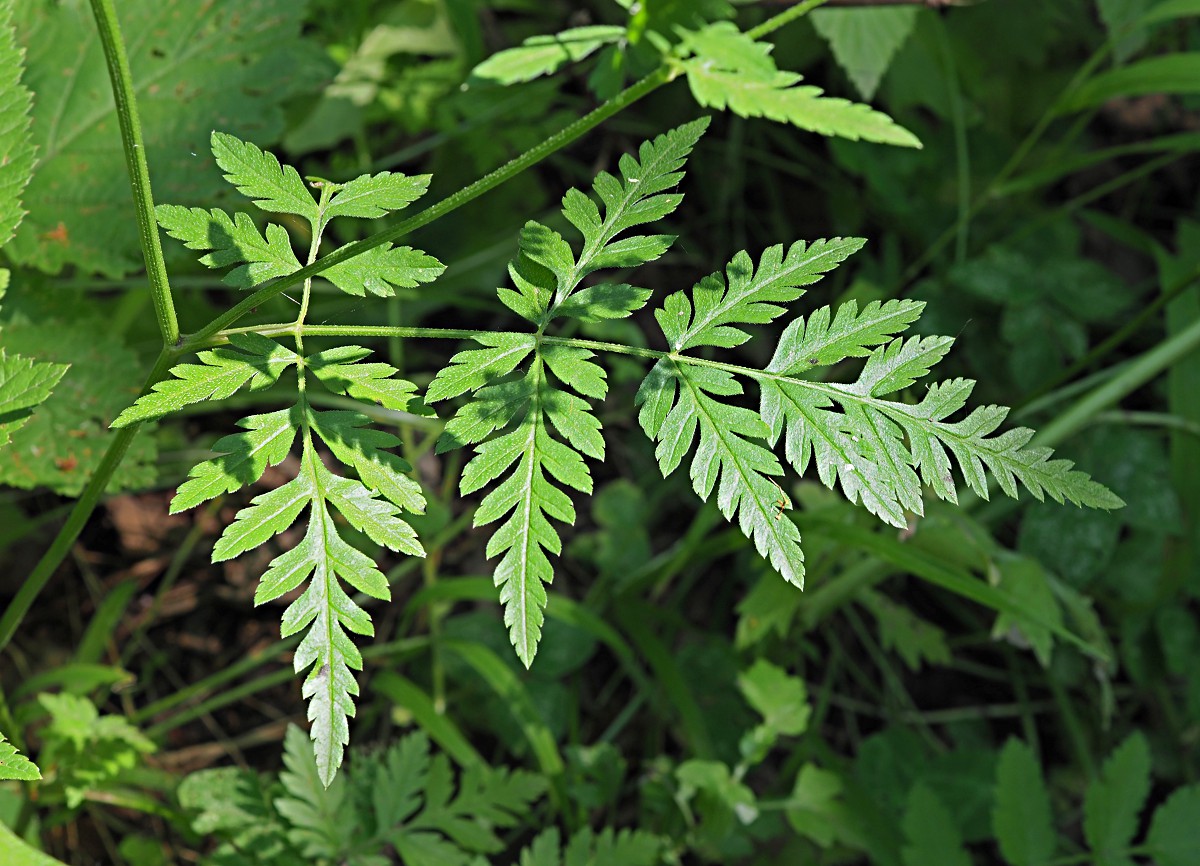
[11,0,329,275]
[1146,784,1200,866]
[320,243,444,297]
[324,171,430,220]
[469,25,626,85]
[0,0,35,247]
[211,131,319,224]
[902,783,971,866]
[1083,732,1151,866]
[155,205,302,289]
[657,239,866,351]
[0,732,39,782]
[811,7,919,100]
[113,333,298,427]
[993,740,1056,866]
[681,22,920,148]
[0,349,67,448]
[171,407,300,513]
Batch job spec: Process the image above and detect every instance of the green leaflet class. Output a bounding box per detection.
[0,0,35,247]
[468,25,626,85]
[323,171,431,220]
[452,357,601,666]
[993,740,1056,866]
[211,131,321,224]
[170,407,299,513]
[641,240,1122,590]
[639,359,804,586]
[0,349,68,449]
[657,238,867,351]
[517,827,662,866]
[319,244,445,297]
[155,206,302,289]
[112,333,298,427]
[680,22,921,148]
[0,731,39,782]
[10,0,330,276]
[1083,732,1151,866]
[901,783,972,866]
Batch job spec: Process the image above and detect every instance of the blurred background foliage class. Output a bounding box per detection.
[2,0,1200,863]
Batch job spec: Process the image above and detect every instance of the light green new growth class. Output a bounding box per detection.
[0,732,39,782]
[680,22,922,148]
[119,133,441,785]
[428,119,709,666]
[469,25,627,85]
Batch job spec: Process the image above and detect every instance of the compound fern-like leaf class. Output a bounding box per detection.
[642,240,1122,588]
[429,122,710,664]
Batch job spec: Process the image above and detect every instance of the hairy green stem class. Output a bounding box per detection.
[0,350,174,655]
[86,0,179,346]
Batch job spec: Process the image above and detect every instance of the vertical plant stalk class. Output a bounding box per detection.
[0,351,174,655]
[0,1,180,655]
[87,0,179,346]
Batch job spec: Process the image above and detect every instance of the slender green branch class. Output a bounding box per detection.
[0,350,175,655]
[87,0,179,346]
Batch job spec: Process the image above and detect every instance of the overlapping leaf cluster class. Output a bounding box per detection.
[427,119,709,666]
[118,134,442,784]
